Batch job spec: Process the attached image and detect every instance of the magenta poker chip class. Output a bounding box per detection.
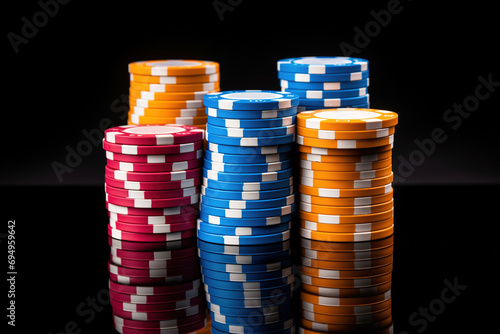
[105,176,201,191]
[109,286,203,304]
[109,254,198,270]
[106,158,202,172]
[108,261,199,278]
[108,237,197,252]
[108,225,195,242]
[106,149,203,164]
[105,184,198,200]
[108,211,198,225]
[103,139,203,155]
[106,193,199,209]
[109,278,202,296]
[105,124,204,146]
[109,219,196,234]
[105,166,201,182]
[110,246,197,261]
[110,294,204,312]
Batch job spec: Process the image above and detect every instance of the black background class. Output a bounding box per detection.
[2,0,500,333]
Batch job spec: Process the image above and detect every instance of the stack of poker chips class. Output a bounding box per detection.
[198,90,299,333]
[278,56,370,110]
[102,124,211,333]
[128,59,220,130]
[295,109,398,333]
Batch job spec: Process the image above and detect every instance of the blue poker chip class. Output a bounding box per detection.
[197,229,290,246]
[200,258,293,273]
[198,249,292,265]
[200,211,293,227]
[202,266,293,282]
[280,78,369,90]
[278,70,369,83]
[211,316,294,333]
[206,290,292,306]
[282,87,367,99]
[197,239,290,255]
[205,283,293,300]
[278,57,368,74]
[302,103,370,111]
[207,115,296,129]
[203,158,292,173]
[206,106,298,119]
[298,94,369,107]
[206,124,295,138]
[203,177,294,192]
[201,185,293,200]
[197,220,291,236]
[200,194,295,210]
[211,324,295,334]
[209,309,292,327]
[199,202,295,218]
[207,142,293,154]
[206,132,295,147]
[203,274,295,291]
[205,150,291,164]
[206,299,293,316]
[203,167,293,183]
[203,90,299,110]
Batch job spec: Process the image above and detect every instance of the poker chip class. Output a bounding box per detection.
[281,78,370,91]
[278,70,370,83]
[129,60,219,76]
[203,90,299,110]
[207,115,296,128]
[293,106,397,332]
[128,114,208,126]
[278,57,369,74]
[203,159,292,173]
[206,132,296,147]
[130,98,204,109]
[104,121,206,333]
[206,124,295,137]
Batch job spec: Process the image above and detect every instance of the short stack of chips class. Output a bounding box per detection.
[198,90,299,333]
[295,108,398,333]
[278,56,370,110]
[128,60,220,129]
[103,124,211,333]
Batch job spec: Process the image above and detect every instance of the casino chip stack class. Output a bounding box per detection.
[295,108,398,333]
[102,124,211,333]
[278,56,370,110]
[128,60,220,130]
[198,90,299,333]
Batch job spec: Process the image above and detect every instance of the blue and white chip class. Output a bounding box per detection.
[278,70,369,83]
[280,78,369,90]
[207,115,296,128]
[206,106,298,119]
[277,56,369,74]
[206,124,295,137]
[203,90,299,110]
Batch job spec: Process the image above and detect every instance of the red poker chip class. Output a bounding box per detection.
[111,303,205,321]
[105,184,199,200]
[109,278,202,296]
[109,254,199,269]
[106,202,198,216]
[112,311,206,329]
[105,125,204,146]
[106,193,199,209]
[106,149,203,163]
[108,261,200,278]
[109,211,198,225]
[106,159,202,172]
[105,166,201,182]
[103,139,204,155]
[105,175,201,191]
[108,225,196,242]
[109,219,196,234]
[110,245,197,261]
[109,286,203,304]
[109,272,200,286]
[108,237,197,252]
[113,317,207,333]
[110,294,205,312]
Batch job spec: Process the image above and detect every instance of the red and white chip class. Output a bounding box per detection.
[105,125,204,146]
[108,237,197,252]
[105,184,198,200]
[108,224,196,242]
[105,166,201,182]
[109,278,202,296]
[103,140,204,155]
[110,246,197,261]
[106,159,202,172]
[108,211,198,225]
[109,253,198,269]
[106,150,203,164]
[109,219,196,234]
[105,176,201,191]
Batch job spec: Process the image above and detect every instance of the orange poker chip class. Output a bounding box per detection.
[300,157,391,172]
[300,315,392,332]
[301,254,393,270]
[299,208,394,225]
[298,321,394,334]
[302,280,392,298]
[301,293,391,313]
[301,245,394,261]
[299,189,393,207]
[297,134,394,149]
[130,97,204,109]
[301,150,392,163]
[300,173,393,189]
[300,272,392,289]
[129,88,218,101]
[128,113,207,126]
[130,106,206,118]
[297,125,395,140]
[128,60,219,76]
[297,108,399,131]
[299,183,392,198]
[301,217,394,234]
[299,199,394,215]
[298,143,393,156]
[301,263,393,279]
[130,81,220,93]
[130,72,219,84]
[300,165,392,181]
[300,235,394,252]
[300,225,394,242]
[302,306,392,324]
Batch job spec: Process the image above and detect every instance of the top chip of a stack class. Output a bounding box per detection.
[128,60,220,129]
[199,90,299,333]
[278,56,370,109]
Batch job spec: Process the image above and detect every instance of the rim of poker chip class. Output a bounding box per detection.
[300,190,393,207]
[200,193,294,210]
[206,124,295,138]
[299,207,393,224]
[106,159,202,172]
[301,264,393,281]
[207,114,296,128]
[105,184,198,199]
[297,108,398,131]
[105,175,201,191]
[108,260,199,278]
[202,267,293,282]
[109,278,202,295]
[202,176,294,192]
[130,81,220,93]
[299,199,393,215]
[107,202,198,216]
[128,60,219,76]
[203,275,295,293]
[300,157,391,172]
[298,324,393,334]
[282,87,367,99]
[109,219,197,234]
[106,193,199,208]
[113,318,209,334]
[201,184,293,201]
[297,126,395,140]
[300,165,393,181]
[300,235,393,252]
[200,202,295,219]
[300,225,394,243]
[112,311,206,330]
[299,183,392,198]
[130,98,204,110]
[109,211,198,225]
[129,88,217,101]
[301,307,391,325]
[206,132,295,147]
[206,142,293,155]
[297,134,393,149]
[111,245,197,261]
[211,316,293,332]
[200,257,293,274]
[206,106,298,119]
[301,254,393,271]
[300,317,392,332]
[197,219,291,236]
[130,72,219,84]
[197,229,290,245]
[302,280,392,298]
[277,57,368,74]
[111,304,205,321]
[203,90,299,110]
[128,114,208,126]
[203,159,292,173]
[108,225,196,242]
[110,294,204,312]
[301,245,394,261]
[109,253,198,269]
[205,150,291,164]
[278,70,369,83]
[103,139,203,155]
[299,173,393,189]
[105,165,201,182]
[203,167,293,182]
[301,151,392,163]
[198,248,291,265]
[106,149,203,164]
[109,285,203,304]
[297,95,369,108]
[199,211,292,227]
[131,106,207,118]
[280,78,369,91]
[297,144,393,156]
[197,239,290,255]
[299,272,393,290]
[108,236,197,252]
[205,281,293,298]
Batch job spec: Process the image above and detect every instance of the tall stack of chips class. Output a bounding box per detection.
[295,109,398,333]
[128,60,220,130]
[103,124,211,333]
[278,56,370,110]
[198,90,299,333]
